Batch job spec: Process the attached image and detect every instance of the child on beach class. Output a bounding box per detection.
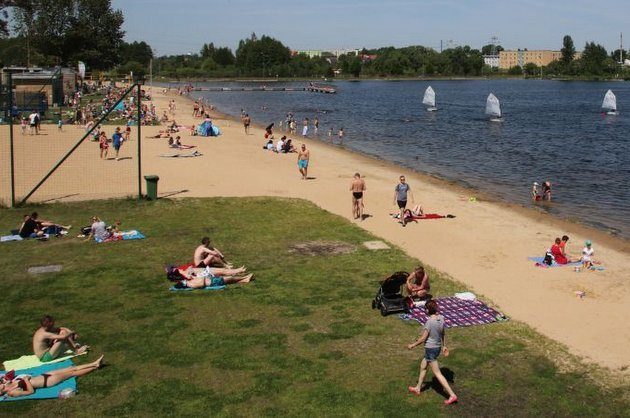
[338,127,345,143]
[407,300,458,405]
[531,182,541,201]
[581,240,595,269]
[328,128,333,142]
[21,117,27,135]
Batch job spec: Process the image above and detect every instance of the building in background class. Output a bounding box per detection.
[483,55,500,68]
[499,50,582,69]
[292,50,323,58]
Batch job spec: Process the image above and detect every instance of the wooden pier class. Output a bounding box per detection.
[191,84,337,94]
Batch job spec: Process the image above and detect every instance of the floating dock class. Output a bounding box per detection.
[191,84,336,94]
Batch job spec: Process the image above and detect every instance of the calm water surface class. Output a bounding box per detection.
[178,80,629,239]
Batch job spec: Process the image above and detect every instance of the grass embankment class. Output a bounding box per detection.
[0,198,627,416]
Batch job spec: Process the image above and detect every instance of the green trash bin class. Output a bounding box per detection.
[144,175,159,200]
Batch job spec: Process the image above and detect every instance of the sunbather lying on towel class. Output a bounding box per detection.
[0,355,103,398]
[18,212,71,238]
[194,237,232,268]
[406,265,431,299]
[167,265,253,289]
[33,315,88,362]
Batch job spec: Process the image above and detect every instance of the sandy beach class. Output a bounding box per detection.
[2,88,629,376]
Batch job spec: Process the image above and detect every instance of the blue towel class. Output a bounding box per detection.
[169,285,226,292]
[95,230,145,243]
[0,360,76,401]
[528,257,581,267]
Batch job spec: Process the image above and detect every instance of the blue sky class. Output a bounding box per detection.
[112,0,628,56]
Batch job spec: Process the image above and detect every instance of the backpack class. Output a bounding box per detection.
[543,251,554,266]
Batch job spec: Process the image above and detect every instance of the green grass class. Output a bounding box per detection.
[0,197,627,416]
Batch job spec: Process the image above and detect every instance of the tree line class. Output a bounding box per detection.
[0,2,628,80]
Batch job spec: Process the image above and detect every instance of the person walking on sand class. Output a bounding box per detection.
[297,144,310,180]
[394,175,414,227]
[99,132,109,159]
[243,114,251,135]
[338,127,345,144]
[350,173,366,220]
[112,127,123,161]
[407,300,458,405]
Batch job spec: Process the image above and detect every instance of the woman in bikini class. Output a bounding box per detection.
[406,266,430,299]
[0,355,103,398]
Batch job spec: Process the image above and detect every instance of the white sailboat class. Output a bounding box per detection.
[602,89,619,115]
[423,86,437,112]
[486,93,503,122]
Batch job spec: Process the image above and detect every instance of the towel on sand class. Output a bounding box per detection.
[401,296,507,328]
[3,351,86,371]
[160,151,202,158]
[0,360,76,401]
[95,230,145,243]
[528,257,581,268]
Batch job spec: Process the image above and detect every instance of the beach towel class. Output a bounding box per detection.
[528,257,581,268]
[390,213,454,221]
[159,151,202,158]
[3,351,86,371]
[169,284,226,291]
[1,235,23,242]
[0,360,76,402]
[95,230,145,243]
[401,296,507,328]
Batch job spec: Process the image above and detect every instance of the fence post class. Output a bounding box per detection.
[7,73,15,207]
[136,83,142,199]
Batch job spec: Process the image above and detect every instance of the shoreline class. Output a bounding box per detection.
[154,76,630,83]
[197,96,630,255]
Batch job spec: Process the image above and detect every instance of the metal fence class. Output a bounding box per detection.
[1,71,144,207]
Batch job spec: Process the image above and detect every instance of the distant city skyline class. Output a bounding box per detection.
[112,0,628,56]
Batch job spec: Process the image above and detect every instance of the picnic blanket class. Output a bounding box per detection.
[0,360,76,401]
[3,351,86,371]
[401,296,507,328]
[95,230,145,243]
[528,257,581,268]
[1,235,23,242]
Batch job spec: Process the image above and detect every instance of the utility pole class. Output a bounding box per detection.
[440,40,442,53]
[620,33,624,64]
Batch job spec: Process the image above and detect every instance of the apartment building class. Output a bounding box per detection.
[499,50,582,69]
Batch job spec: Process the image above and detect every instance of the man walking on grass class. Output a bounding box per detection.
[297,144,310,180]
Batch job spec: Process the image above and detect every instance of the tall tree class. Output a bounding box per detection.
[481,44,504,55]
[561,35,576,65]
[581,42,608,75]
[119,41,153,66]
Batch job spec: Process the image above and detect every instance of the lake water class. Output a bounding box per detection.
[181,79,630,239]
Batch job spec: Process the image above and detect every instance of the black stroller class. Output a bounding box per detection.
[372,271,410,316]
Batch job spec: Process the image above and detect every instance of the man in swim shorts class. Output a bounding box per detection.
[169,266,253,289]
[297,144,310,180]
[350,172,366,220]
[32,315,88,362]
[193,237,231,268]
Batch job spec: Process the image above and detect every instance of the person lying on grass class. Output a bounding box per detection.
[18,212,71,238]
[167,265,253,289]
[406,265,431,299]
[33,315,89,362]
[194,237,232,268]
[0,355,103,398]
[407,300,457,405]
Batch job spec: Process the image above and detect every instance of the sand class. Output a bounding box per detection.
[2,88,629,376]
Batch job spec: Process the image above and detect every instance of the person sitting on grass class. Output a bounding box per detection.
[407,300,458,405]
[32,315,88,363]
[18,212,71,238]
[167,265,253,289]
[194,237,232,268]
[84,216,120,242]
[0,355,103,398]
[406,266,431,299]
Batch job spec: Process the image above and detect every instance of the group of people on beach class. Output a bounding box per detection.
[547,235,597,269]
[1,315,102,399]
[531,181,552,201]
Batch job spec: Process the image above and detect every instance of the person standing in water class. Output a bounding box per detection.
[350,173,366,220]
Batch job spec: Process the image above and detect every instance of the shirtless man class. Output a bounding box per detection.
[350,172,366,220]
[406,266,430,299]
[243,114,251,134]
[193,237,231,268]
[297,144,310,180]
[32,315,88,362]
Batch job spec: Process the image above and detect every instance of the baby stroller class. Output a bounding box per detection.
[372,271,409,316]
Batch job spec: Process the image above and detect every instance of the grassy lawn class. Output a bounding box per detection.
[0,197,627,416]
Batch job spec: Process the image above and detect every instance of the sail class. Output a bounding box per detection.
[486,93,501,117]
[602,89,617,111]
[423,86,436,107]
